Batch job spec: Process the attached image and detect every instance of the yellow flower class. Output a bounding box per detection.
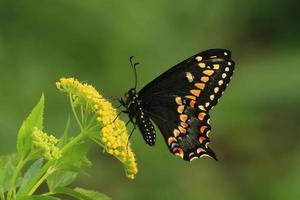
[56,77,138,179]
[32,127,62,160]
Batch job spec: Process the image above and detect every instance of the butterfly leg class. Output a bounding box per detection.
[111,111,124,124]
[106,95,120,101]
[115,104,122,109]
[122,110,137,125]
[99,110,127,131]
[126,123,137,152]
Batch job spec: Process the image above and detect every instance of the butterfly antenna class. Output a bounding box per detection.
[129,56,139,89]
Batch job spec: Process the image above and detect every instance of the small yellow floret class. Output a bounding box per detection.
[32,127,62,160]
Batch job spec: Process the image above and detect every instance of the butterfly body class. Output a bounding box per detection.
[122,88,156,146]
[122,49,235,161]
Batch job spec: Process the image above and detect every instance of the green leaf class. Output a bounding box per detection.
[18,158,44,192]
[17,94,45,157]
[74,188,111,200]
[17,195,61,200]
[47,170,78,192]
[54,187,93,200]
[0,160,16,192]
[0,154,21,194]
[0,154,18,169]
[54,187,111,200]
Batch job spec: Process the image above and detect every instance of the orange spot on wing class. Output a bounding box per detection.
[197,147,206,154]
[200,126,208,133]
[168,137,177,146]
[174,148,184,158]
[185,95,196,100]
[177,105,184,113]
[189,152,195,157]
[190,89,201,97]
[181,122,189,128]
[199,136,206,143]
[203,70,214,76]
[173,129,180,137]
[198,112,206,121]
[175,97,182,105]
[195,83,205,89]
[189,100,196,108]
[201,76,209,82]
[178,126,187,134]
[180,114,188,122]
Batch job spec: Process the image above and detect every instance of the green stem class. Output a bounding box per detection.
[89,136,105,149]
[16,161,53,198]
[69,93,84,131]
[87,124,103,132]
[80,105,84,124]
[28,167,54,195]
[41,192,54,196]
[86,117,100,131]
[0,191,5,200]
[61,132,85,153]
[84,102,90,124]
[17,133,86,197]
[7,155,29,200]
[84,102,93,128]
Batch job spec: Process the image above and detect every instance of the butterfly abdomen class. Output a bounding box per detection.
[136,111,156,146]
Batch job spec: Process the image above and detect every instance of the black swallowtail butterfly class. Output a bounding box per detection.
[120,49,235,161]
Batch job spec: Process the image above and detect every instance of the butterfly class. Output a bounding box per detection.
[120,49,235,161]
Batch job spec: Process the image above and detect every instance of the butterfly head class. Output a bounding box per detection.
[120,88,138,108]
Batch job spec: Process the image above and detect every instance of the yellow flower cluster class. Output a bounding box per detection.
[56,77,138,179]
[32,127,62,160]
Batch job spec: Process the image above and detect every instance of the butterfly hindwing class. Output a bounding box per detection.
[147,96,216,161]
[136,49,234,161]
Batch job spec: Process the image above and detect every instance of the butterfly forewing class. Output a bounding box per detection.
[137,49,235,161]
[139,49,233,96]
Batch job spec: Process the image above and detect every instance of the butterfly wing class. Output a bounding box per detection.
[138,49,235,161]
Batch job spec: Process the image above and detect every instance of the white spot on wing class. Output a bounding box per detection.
[198,105,206,111]
[185,72,194,83]
[214,87,219,93]
[195,56,202,61]
[198,63,205,68]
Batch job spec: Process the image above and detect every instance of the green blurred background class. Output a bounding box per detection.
[0,0,300,199]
